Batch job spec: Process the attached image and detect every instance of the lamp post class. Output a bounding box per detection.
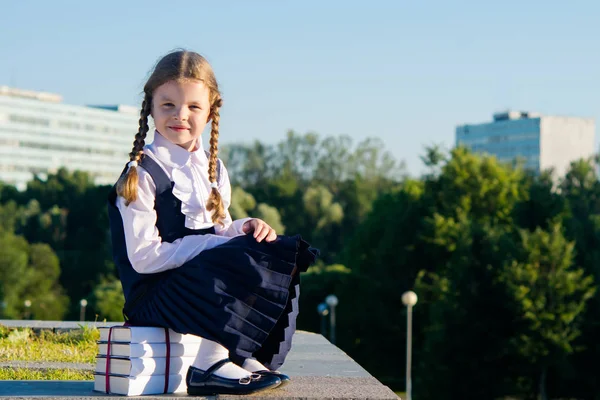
[317,303,329,337]
[325,294,338,344]
[23,299,32,320]
[80,299,88,322]
[402,291,418,400]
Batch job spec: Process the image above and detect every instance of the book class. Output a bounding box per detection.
[97,342,201,358]
[98,326,202,344]
[95,356,194,376]
[93,373,186,395]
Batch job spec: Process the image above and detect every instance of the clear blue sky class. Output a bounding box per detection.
[2,0,599,176]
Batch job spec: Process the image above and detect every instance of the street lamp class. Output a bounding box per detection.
[317,303,329,337]
[402,291,418,400]
[80,299,88,322]
[24,299,32,320]
[325,294,338,344]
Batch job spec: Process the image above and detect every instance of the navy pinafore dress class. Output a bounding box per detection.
[107,156,318,369]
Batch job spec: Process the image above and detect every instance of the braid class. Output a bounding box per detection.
[206,97,226,225]
[116,95,152,206]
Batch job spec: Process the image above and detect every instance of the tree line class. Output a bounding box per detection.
[0,131,598,398]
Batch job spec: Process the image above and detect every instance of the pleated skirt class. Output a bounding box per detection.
[127,233,318,370]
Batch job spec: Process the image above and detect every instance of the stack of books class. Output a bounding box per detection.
[93,325,202,396]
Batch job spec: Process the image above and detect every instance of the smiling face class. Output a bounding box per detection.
[151,79,212,151]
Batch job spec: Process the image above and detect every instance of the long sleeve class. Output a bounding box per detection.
[116,167,233,274]
[213,163,252,237]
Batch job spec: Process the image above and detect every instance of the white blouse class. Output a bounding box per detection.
[116,131,251,274]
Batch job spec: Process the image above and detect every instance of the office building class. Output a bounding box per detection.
[0,86,149,190]
[456,111,595,177]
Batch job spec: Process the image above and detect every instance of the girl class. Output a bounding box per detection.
[107,50,318,396]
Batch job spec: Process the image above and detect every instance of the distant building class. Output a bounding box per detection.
[456,111,596,177]
[0,86,149,190]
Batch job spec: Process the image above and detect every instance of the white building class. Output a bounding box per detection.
[456,111,596,177]
[0,86,150,190]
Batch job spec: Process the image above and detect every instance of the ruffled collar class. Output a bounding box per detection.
[145,131,214,229]
[147,131,208,169]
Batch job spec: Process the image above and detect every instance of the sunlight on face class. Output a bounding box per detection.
[151,80,211,151]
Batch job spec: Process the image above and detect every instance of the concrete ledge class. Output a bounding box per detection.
[220,376,398,399]
[2,378,398,399]
[0,328,398,399]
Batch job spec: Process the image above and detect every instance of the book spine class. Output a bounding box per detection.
[98,343,201,358]
[93,373,187,396]
[99,329,202,344]
[95,356,195,376]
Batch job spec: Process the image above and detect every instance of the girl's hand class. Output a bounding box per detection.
[242,219,277,243]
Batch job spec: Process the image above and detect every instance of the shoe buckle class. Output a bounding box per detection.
[239,376,252,385]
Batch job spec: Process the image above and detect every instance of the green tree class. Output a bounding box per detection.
[223,132,405,264]
[229,186,285,234]
[221,141,272,187]
[0,230,29,318]
[0,200,19,232]
[514,170,567,232]
[554,158,600,398]
[303,185,343,231]
[229,187,256,219]
[0,230,67,320]
[24,168,96,210]
[501,223,595,400]
[21,243,69,320]
[16,171,113,318]
[337,179,427,390]
[296,263,352,335]
[340,147,531,397]
[90,278,125,322]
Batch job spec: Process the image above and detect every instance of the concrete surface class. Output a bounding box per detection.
[0,325,399,399]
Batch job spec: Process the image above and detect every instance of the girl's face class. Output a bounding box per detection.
[151,80,212,151]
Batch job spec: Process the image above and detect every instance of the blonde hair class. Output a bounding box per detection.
[116,50,226,225]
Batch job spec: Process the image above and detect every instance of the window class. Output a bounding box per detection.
[9,114,50,127]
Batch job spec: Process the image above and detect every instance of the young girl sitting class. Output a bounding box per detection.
[107,50,318,396]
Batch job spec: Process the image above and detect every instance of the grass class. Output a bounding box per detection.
[0,367,93,380]
[0,324,99,380]
[0,324,98,363]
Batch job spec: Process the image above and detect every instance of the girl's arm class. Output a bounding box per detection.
[116,167,232,274]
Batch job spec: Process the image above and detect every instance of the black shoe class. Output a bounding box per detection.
[186,358,281,395]
[254,370,291,388]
